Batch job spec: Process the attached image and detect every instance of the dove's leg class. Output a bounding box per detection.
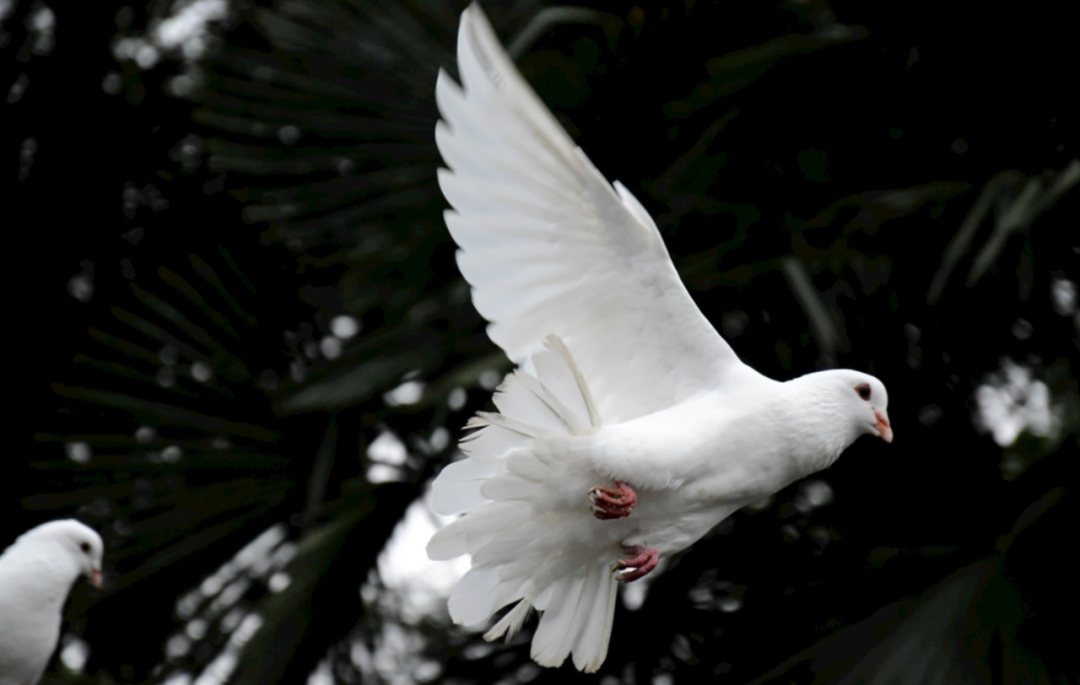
[615,545,660,582]
[588,480,638,520]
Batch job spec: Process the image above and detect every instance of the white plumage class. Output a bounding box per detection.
[428,4,893,672]
[0,520,104,685]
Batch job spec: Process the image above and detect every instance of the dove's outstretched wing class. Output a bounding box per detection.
[437,4,750,424]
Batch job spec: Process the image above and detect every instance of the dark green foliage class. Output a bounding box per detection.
[8,0,1078,684]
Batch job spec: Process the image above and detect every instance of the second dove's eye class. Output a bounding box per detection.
[856,384,872,401]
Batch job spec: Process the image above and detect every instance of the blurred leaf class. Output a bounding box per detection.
[801,181,971,236]
[928,160,1080,304]
[748,484,1076,685]
[665,23,869,118]
[275,350,425,415]
[780,256,843,365]
[967,161,1080,288]
[226,482,413,685]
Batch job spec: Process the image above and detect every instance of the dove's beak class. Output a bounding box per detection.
[874,409,893,443]
[90,568,103,588]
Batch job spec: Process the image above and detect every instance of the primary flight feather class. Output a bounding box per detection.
[428,3,892,672]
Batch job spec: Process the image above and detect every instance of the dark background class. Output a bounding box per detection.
[5,0,1077,683]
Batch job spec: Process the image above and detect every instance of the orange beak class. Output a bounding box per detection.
[875,409,893,443]
[90,569,103,588]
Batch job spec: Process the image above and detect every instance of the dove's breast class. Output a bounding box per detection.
[570,386,808,554]
[0,565,64,685]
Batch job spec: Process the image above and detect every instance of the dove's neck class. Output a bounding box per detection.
[779,374,862,475]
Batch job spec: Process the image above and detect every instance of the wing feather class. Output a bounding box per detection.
[439,4,752,423]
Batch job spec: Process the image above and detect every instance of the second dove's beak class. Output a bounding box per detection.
[90,569,103,588]
[874,409,893,443]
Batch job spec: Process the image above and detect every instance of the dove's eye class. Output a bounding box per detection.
[80,541,91,554]
[855,384,872,401]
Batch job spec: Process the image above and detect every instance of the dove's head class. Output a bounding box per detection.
[830,369,892,444]
[793,369,892,446]
[21,519,105,589]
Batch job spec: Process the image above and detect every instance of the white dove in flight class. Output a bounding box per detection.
[0,519,104,685]
[427,3,892,672]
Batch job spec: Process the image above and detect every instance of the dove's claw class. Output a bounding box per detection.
[615,545,659,582]
[589,480,638,520]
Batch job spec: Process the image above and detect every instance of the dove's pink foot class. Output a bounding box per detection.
[616,545,660,582]
[589,480,638,520]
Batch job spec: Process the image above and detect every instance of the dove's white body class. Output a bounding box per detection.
[428,4,891,673]
[533,409,780,559]
[585,377,859,552]
[0,520,104,685]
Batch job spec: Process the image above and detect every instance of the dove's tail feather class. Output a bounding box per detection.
[427,335,619,672]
